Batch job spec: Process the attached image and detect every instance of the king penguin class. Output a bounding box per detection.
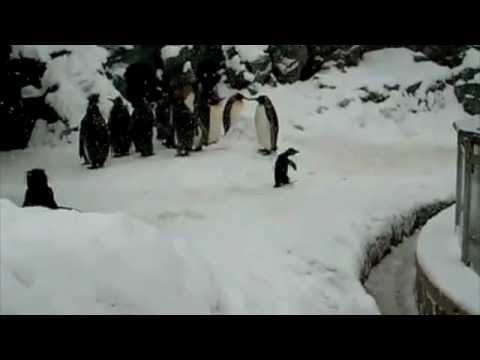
[206,95,224,145]
[253,95,279,155]
[223,93,246,135]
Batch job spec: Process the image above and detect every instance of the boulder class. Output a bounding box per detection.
[455,83,480,115]
[269,45,309,84]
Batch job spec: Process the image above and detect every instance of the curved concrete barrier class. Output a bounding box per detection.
[360,200,454,285]
[415,206,480,315]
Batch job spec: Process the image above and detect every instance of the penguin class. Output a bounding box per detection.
[23,169,59,209]
[253,95,279,155]
[206,94,225,145]
[274,148,299,188]
[172,87,196,157]
[108,96,132,158]
[184,87,205,152]
[223,93,247,135]
[155,93,172,143]
[79,94,110,169]
[196,85,224,146]
[131,99,155,157]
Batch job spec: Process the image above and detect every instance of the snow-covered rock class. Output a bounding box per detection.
[12,45,123,128]
[269,45,309,84]
[223,45,273,89]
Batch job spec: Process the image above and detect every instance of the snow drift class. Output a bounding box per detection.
[0,199,216,315]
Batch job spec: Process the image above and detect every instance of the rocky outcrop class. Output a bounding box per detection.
[223,45,273,90]
[269,45,309,84]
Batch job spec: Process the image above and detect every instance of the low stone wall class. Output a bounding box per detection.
[360,200,455,285]
[415,258,469,315]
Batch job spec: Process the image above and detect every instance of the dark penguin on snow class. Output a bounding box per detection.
[23,169,59,209]
[253,95,279,155]
[108,96,132,157]
[172,87,197,157]
[79,94,110,169]
[131,98,155,157]
[274,148,299,188]
[184,85,205,152]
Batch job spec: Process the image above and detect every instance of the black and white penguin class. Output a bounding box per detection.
[79,94,110,169]
[196,85,224,146]
[131,98,155,157]
[184,88,205,152]
[274,148,299,188]
[206,94,225,145]
[172,87,196,157]
[253,95,279,155]
[108,96,132,157]
[222,93,246,135]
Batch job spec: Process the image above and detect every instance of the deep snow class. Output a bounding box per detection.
[1,47,476,315]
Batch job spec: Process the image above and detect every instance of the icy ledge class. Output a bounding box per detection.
[416,206,480,315]
[360,200,454,285]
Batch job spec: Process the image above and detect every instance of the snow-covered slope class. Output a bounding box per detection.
[1,47,475,315]
[0,199,215,315]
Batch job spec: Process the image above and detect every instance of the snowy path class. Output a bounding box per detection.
[0,134,456,314]
[365,233,420,315]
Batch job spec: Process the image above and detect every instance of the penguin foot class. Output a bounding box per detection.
[258,149,272,156]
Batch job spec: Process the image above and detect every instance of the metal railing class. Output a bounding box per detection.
[454,118,480,276]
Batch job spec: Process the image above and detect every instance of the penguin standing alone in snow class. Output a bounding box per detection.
[79,94,110,169]
[253,95,279,155]
[274,148,299,188]
[222,93,247,135]
[108,96,132,157]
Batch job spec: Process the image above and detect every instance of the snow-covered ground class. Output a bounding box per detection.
[1,47,476,315]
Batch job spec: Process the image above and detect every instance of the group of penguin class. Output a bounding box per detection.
[78,88,283,169]
[22,89,298,211]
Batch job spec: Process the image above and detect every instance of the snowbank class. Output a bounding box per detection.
[0,200,216,315]
[12,45,124,128]
[416,206,480,314]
